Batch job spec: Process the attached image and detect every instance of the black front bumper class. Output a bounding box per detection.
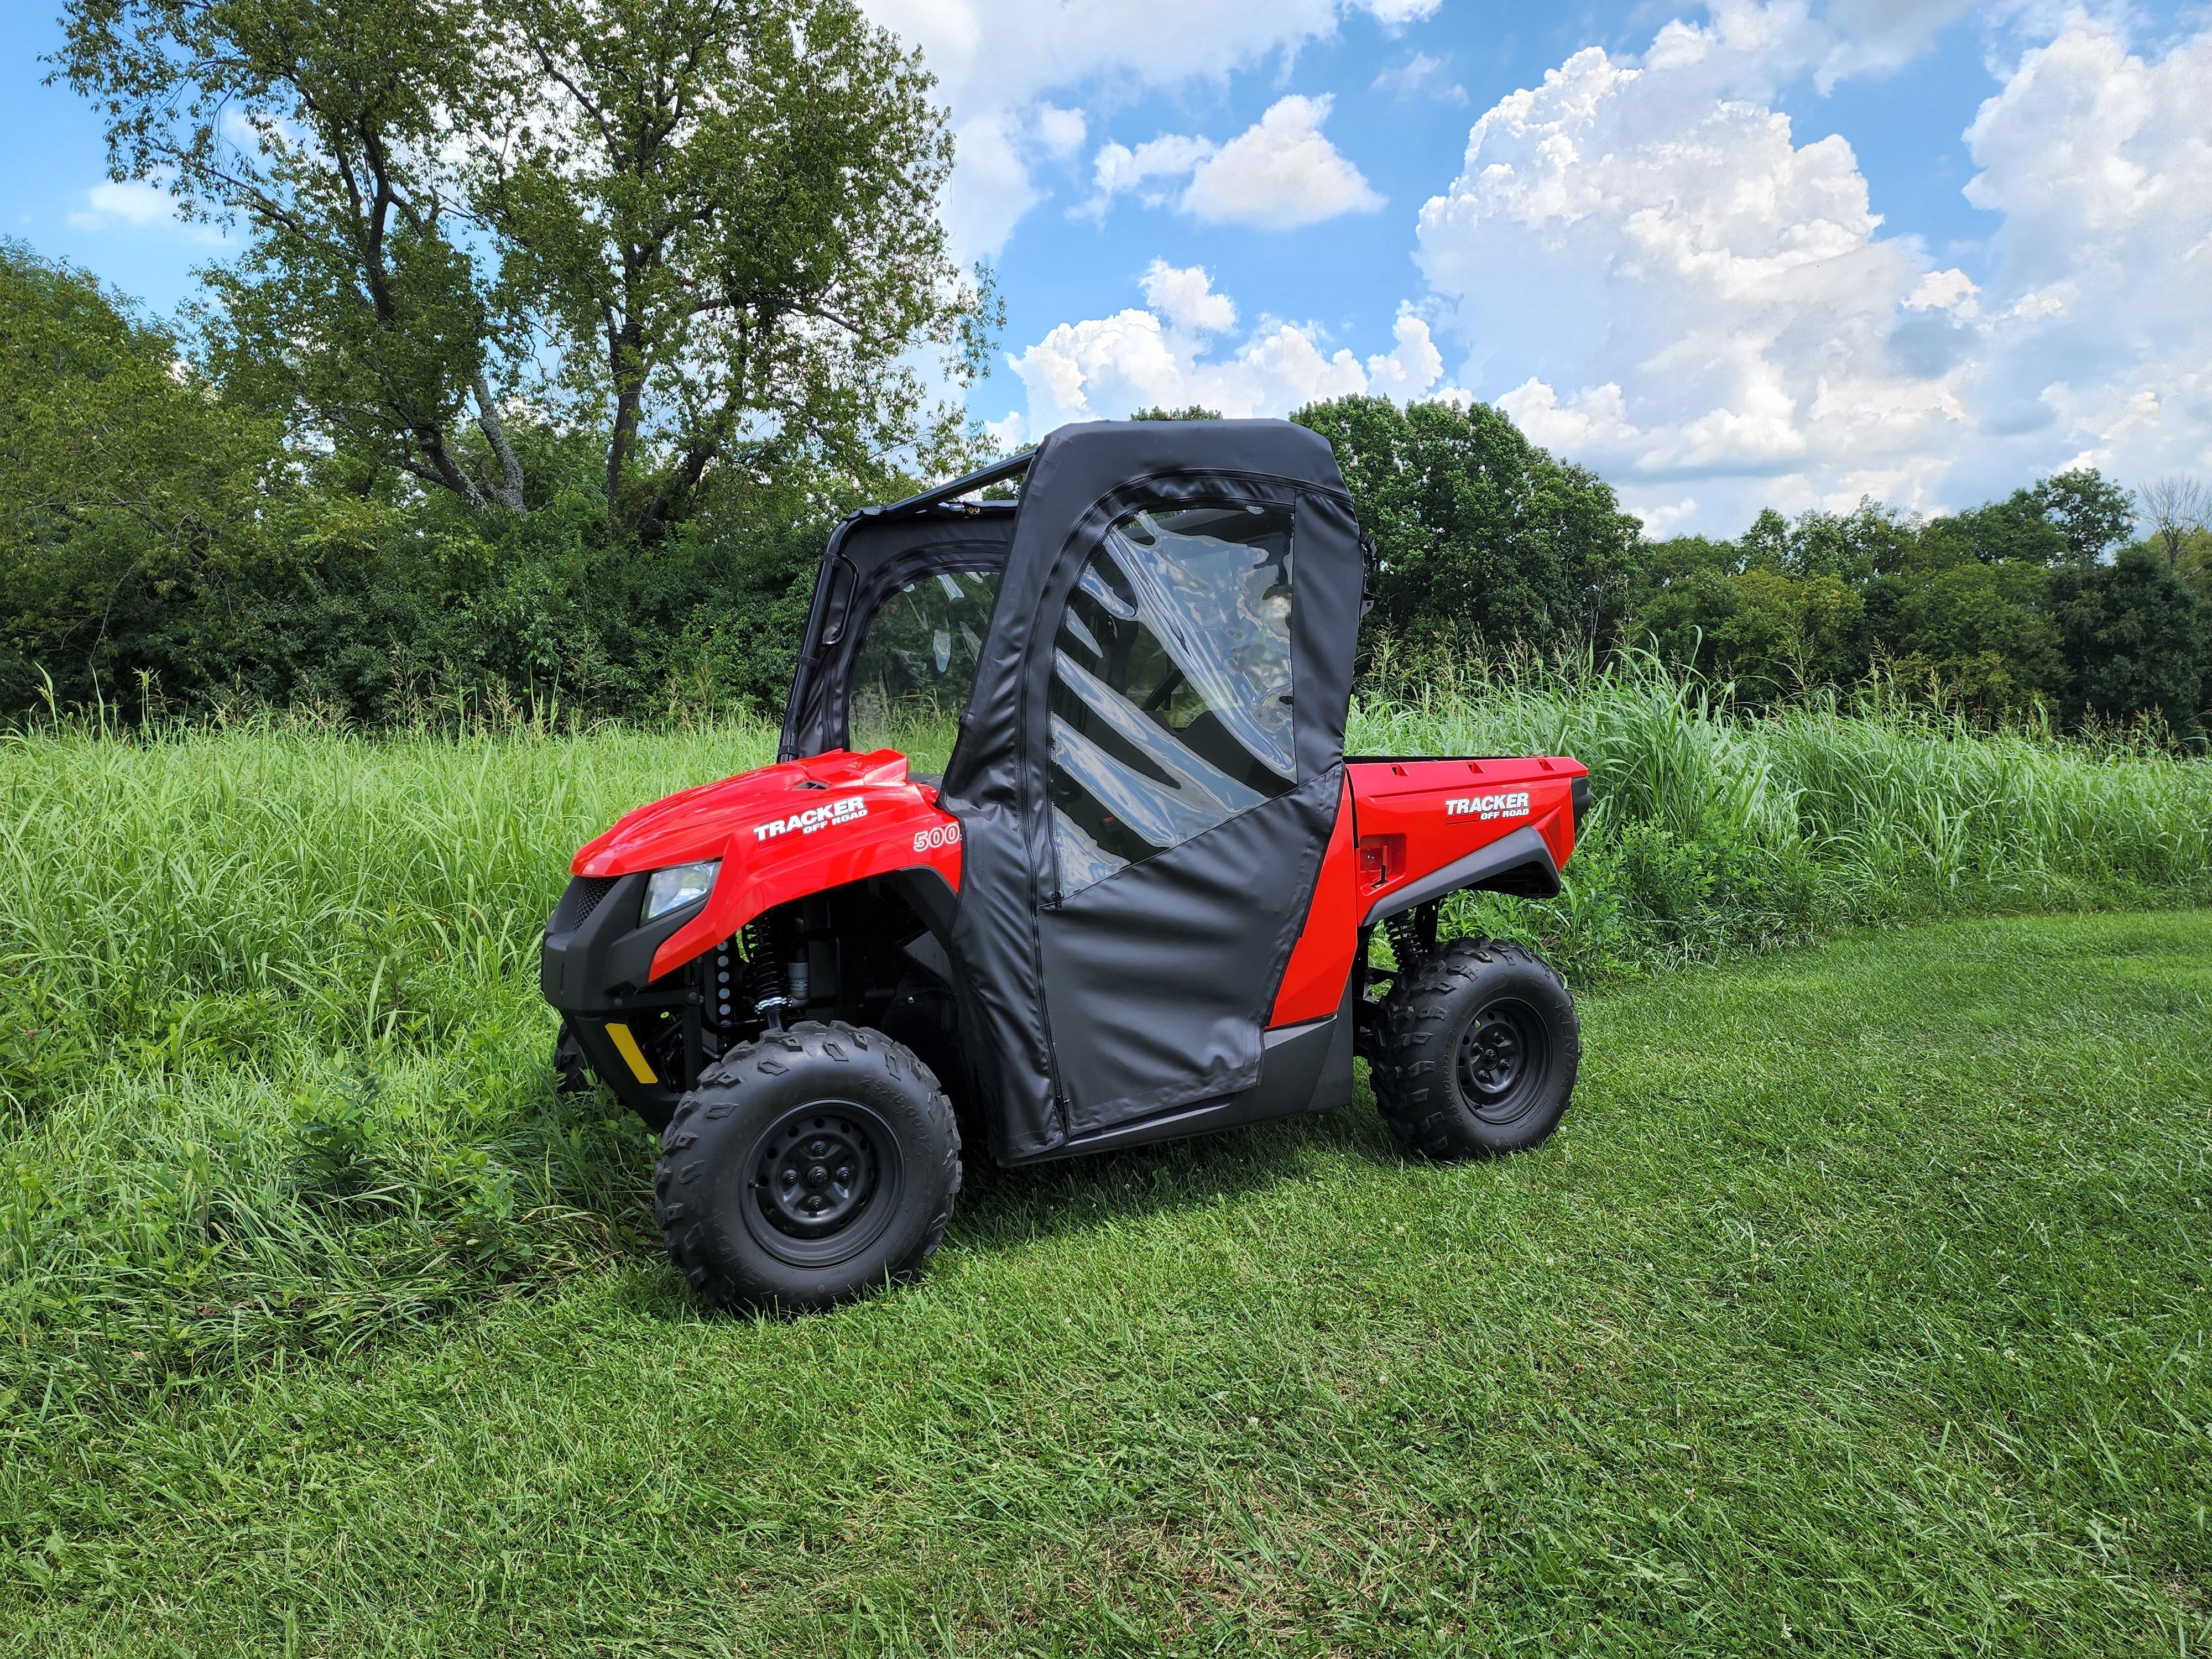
[541,872,711,1124]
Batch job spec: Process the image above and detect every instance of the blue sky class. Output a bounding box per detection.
[7,1,2210,534]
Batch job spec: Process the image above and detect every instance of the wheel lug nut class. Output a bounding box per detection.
[808,1139,828,1156]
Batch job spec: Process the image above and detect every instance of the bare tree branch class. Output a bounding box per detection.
[2135,477,2210,572]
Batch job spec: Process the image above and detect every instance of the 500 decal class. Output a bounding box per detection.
[1446,791,1531,822]
[912,822,961,853]
[754,796,869,841]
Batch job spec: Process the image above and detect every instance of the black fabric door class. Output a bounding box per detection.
[1033,492,1348,1137]
[936,420,1362,1165]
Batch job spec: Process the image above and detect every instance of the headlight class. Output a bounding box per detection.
[641,860,719,922]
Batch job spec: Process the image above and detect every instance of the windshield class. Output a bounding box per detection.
[847,568,1001,759]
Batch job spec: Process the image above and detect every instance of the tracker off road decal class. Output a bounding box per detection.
[754,796,869,841]
[1446,791,1531,822]
[912,822,961,852]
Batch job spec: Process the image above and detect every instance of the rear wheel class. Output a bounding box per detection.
[654,1021,960,1312]
[1371,939,1579,1159]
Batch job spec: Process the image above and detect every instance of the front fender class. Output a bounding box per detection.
[565,748,964,984]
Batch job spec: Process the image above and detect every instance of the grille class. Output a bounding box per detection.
[565,875,620,927]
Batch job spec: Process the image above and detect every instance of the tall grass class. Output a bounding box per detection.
[1354,659,2212,972]
[1,665,2206,1425]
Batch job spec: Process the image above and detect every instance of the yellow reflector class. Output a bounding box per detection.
[605,1021,658,1085]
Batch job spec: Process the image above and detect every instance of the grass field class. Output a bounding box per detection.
[3,909,2207,1655]
[2,670,2210,1652]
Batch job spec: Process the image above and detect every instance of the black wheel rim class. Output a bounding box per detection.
[740,1101,904,1269]
[1457,997,1552,1126]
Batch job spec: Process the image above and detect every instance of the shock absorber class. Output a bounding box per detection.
[744,917,791,1029]
[1384,911,1424,979]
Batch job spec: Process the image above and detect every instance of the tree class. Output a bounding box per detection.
[2033,468,2134,566]
[59,0,995,534]
[1893,560,2065,714]
[475,0,994,538]
[57,0,523,510]
[0,242,283,712]
[2048,547,2206,739]
[1293,395,1642,664]
[2135,477,2210,575]
[1918,491,2065,568]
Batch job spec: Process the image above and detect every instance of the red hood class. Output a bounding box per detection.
[571,747,963,983]
[575,748,927,877]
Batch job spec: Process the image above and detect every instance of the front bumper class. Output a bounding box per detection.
[541,872,711,1124]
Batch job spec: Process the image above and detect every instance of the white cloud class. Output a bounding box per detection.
[1140,259,1237,333]
[1905,268,1980,316]
[940,112,1038,260]
[1083,134,1219,219]
[1035,104,1087,158]
[1410,7,2212,533]
[858,0,1405,257]
[1081,96,1382,230]
[1002,268,1444,435]
[1355,0,1442,23]
[1373,50,1467,103]
[68,178,227,244]
[1181,95,1384,229]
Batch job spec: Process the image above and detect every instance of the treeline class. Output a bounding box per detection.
[7,241,2209,742]
[1298,397,2209,742]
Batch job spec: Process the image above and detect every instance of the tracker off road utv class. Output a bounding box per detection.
[544,420,1590,1310]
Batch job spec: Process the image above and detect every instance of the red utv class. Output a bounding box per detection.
[543,420,1589,1310]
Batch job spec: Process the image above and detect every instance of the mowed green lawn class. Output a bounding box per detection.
[9,910,2210,1657]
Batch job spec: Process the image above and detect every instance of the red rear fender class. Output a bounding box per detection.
[1345,756,1585,922]
[571,749,963,983]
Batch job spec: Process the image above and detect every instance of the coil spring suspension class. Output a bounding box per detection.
[1384,912,1424,978]
[744,917,791,1027]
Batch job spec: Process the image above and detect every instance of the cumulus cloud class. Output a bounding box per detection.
[1140,259,1238,333]
[1034,104,1087,158]
[999,267,1444,440]
[1412,6,2212,533]
[1082,134,1219,219]
[859,0,1413,257]
[1181,95,1384,229]
[1081,96,1381,229]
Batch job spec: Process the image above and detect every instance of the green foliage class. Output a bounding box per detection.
[2036,468,2137,566]
[55,0,992,531]
[2049,545,2208,739]
[0,243,288,712]
[59,0,511,505]
[1629,467,2205,733]
[1293,394,1644,664]
[1891,557,2065,711]
[476,0,990,533]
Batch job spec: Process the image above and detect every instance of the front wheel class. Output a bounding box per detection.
[654,1021,961,1312]
[1371,939,1579,1159]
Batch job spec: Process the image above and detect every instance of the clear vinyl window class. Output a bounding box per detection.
[847,568,1001,755]
[1047,502,1296,895]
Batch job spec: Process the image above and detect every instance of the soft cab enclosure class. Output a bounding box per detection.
[542,419,1585,1167]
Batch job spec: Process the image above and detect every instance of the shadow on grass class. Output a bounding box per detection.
[590,1073,1420,1326]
